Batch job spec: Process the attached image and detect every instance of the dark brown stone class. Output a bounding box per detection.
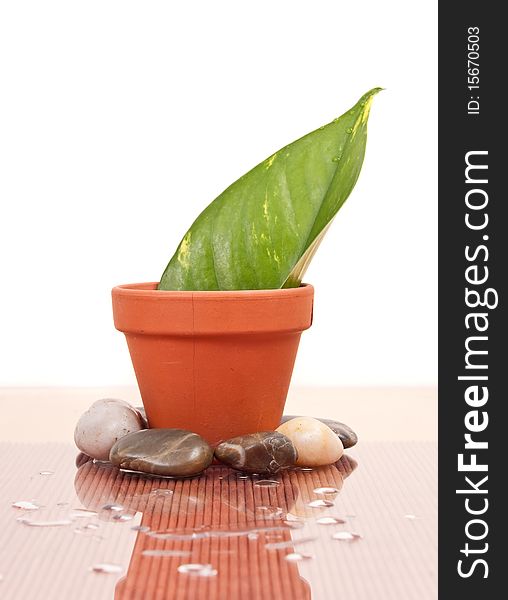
[280,415,358,448]
[110,429,213,477]
[214,432,297,474]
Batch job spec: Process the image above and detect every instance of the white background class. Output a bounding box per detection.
[0,0,437,387]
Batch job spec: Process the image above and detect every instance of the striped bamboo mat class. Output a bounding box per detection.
[1,442,436,599]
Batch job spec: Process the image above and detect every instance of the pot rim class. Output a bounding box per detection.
[112,281,313,300]
[112,282,314,335]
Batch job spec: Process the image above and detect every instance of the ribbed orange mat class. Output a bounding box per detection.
[1,443,437,600]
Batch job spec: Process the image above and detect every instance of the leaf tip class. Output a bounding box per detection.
[357,87,383,110]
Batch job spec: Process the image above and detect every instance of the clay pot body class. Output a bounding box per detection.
[112,283,313,445]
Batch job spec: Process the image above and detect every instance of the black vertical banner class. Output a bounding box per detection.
[439,3,506,598]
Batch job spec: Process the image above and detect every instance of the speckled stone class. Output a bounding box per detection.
[74,398,145,461]
[214,432,297,474]
[280,415,358,448]
[110,429,213,477]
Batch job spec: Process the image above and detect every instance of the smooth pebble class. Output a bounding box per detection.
[280,415,358,448]
[110,429,213,477]
[276,417,344,467]
[214,431,297,474]
[74,399,145,461]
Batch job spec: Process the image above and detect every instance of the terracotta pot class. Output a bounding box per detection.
[112,282,313,445]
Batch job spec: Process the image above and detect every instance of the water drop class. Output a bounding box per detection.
[332,156,341,163]
[313,487,340,496]
[131,525,150,532]
[346,127,353,134]
[142,549,191,557]
[70,508,98,519]
[101,503,123,512]
[236,473,249,480]
[255,506,283,519]
[150,489,173,498]
[319,125,325,130]
[20,518,72,527]
[39,470,54,476]
[285,552,312,562]
[112,513,134,522]
[177,563,217,577]
[307,499,334,508]
[254,480,280,488]
[332,531,362,542]
[90,563,123,574]
[12,501,40,511]
[404,514,419,520]
[316,516,345,525]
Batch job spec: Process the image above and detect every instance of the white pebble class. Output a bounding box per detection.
[74,399,144,461]
[276,417,344,467]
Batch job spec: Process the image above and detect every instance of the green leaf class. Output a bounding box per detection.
[159,88,381,291]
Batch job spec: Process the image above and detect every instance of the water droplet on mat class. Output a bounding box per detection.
[313,487,340,495]
[12,501,40,511]
[254,480,280,488]
[316,516,345,525]
[308,499,334,508]
[90,563,122,574]
[177,563,217,577]
[285,552,313,562]
[101,503,123,512]
[112,513,134,522]
[19,518,72,527]
[150,489,173,498]
[332,531,362,542]
[131,525,150,533]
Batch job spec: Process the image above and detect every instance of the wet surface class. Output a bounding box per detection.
[0,442,437,599]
